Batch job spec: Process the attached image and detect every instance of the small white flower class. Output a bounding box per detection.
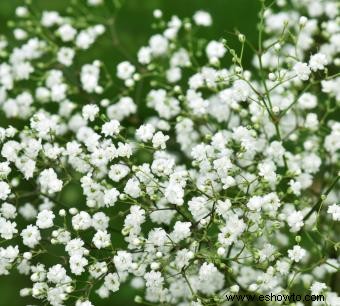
[41,11,62,27]
[117,61,135,80]
[193,11,212,27]
[136,124,155,142]
[76,300,94,306]
[87,0,103,6]
[72,211,92,231]
[38,168,63,194]
[327,204,340,221]
[144,271,164,288]
[57,24,77,42]
[170,221,191,243]
[293,62,311,81]
[57,47,75,66]
[149,34,168,56]
[103,188,119,207]
[0,181,11,200]
[47,264,67,284]
[287,210,304,232]
[206,40,226,59]
[109,164,130,182]
[0,203,17,219]
[82,104,99,121]
[69,254,88,275]
[288,245,306,262]
[21,225,41,248]
[0,217,17,239]
[310,282,327,295]
[309,53,328,71]
[101,120,120,137]
[92,230,111,249]
[36,209,55,229]
[104,273,120,292]
[152,131,169,149]
[138,46,152,64]
[113,250,133,272]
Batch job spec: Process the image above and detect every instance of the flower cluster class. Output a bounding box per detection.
[0,0,339,305]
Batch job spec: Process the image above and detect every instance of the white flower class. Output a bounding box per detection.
[81,61,101,93]
[36,209,55,229]
[171,48,190,67]
[88,0,103,6]
[152,131,169,149]
[92,212,109,231]
[21,225,41,248]
[170,221,191,242]
[76,300,94,306]
[101,120,120,137]
[247,196,264,211]
[89,261,107,278]
[188,196,212,221]
[124,179,141,198]
[0,217,17,239]
[15,6,28,17]
[276,260,290,275]
[117,61,135,80]
[293,62,311,81]
[57,24,77,42]
[72,211,92,230]
[310,282,327,295]
[288,245,306,262]
[216,199,231,218]
[19,203,37,220]
[148,228,168,247]
[218,214,246,246]
[92,230,111,249]
[136,124,155,142]
[144,271,164,288]
[38,168,63,194]
[232,80,251,102]
[108,164,130,182]
[14,28,27,40]
[82,104,99,121]
[0,246,19,275]
[189,73,204,89]
[0,162,11,178]
[298,93,317,109]
[57,47,75,66]
[0,181,11,200]
[327,204,340,221]
[198,262,224,295]
[305,113,319,131]
[103,188,119,207]
[149,34,168,56]
[65,238,86,256]
[0,203,17,219]
[289,179,302,196]
[287,210,304,232]
[138,46,152,64]
[69,254,88,275]
[309,53,328,71]
[193,11,212,26]
[104,273,120,292]
[41,11,62,27]
[47,264,67,284]
[166,67,181,83]
[206,40,226,59]
[113,250,133,272]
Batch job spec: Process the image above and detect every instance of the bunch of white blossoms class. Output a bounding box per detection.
[0,0,339,305]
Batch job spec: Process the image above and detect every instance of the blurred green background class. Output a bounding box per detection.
[0,0,259,305]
